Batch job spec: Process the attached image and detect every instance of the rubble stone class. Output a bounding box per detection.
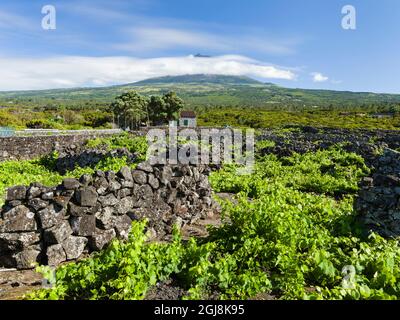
[1,205,37,232]
[0,161,218,269]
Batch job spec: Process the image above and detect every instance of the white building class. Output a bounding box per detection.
[179,111,197,127]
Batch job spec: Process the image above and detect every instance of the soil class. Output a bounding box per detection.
[144,279,187,300]
[0,268,43,300]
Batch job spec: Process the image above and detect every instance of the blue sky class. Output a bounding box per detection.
[0,0,399,93]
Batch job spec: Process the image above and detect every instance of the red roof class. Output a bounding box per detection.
[180,111,196,118]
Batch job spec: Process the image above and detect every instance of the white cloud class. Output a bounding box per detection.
[60,5,299,55]
[115,27,297,55]
[0,7,300,58]
[0,54,296,91]
[311,72,329,82]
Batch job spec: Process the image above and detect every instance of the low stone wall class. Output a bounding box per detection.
[258,128,400,238]
[0,132,120,162]
[258,126,400,167]
[0,127,225,163]
[55,145,137,175]
[356,148,400,238]
[0,162,217,269]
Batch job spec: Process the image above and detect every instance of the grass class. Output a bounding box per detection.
[25,147,400,300]
[198,109,400,130]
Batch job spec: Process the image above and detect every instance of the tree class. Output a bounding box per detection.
[148,95,166,125]
[147,92,184,125]
[112,90,185,128]
[111,91,149,129]
[61,109,84,125]
[162,91,184,122]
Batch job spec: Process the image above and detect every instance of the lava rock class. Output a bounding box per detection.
[148,174,160,189]
[53,195,72,209]
[88,228,116,251]
[132,170,147,185]
[118,166,133,181]
[137,162,153,173]
[37,204,66,229]
[114,197,134,215]
[41,191,54,200]
[75,186,98,207]
[70,215,96,236]
[26,184,42,199]
[113,215,132,240]
[44,220,73,244]
[68,202,100,217]
[137,185,153,202]
[160,166,173,185]
[93,176,109,195]
[14,247,41,269]
[98,193,118,206]
[6,186,27,201]
[62,236,88,260]
[79,174,92,186]
[63,178,81,190]
[0,205,37,232]
[117,188,133,198]
[95,207,114,230]
[46,244,66,266]
[28,198,49,212]
[105,171,116,182]
[6,200,22,207]
[0,232,41,252]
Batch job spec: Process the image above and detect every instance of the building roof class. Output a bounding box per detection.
[180,111,196,118]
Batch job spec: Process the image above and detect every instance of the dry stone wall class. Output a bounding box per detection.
[0,132,119,162]
[356,148,400,238]
[257,127,400,239]
[55,145,137,174]
[0,162,217,269]
[258,126,400,167]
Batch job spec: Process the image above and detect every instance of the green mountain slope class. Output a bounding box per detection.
[0,74,399,110]
[132,74,263,85]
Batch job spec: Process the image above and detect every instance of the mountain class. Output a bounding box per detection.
[0,74,399,110]
[131,74,263,86]
[193,54,211,58]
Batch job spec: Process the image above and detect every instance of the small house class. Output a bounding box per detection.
[179,111,197,127]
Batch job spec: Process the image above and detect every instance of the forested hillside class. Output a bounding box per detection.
[1,74,400,111]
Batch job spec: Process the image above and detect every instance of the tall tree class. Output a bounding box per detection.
[148,95,167,125]
[111,91,149,129]
[162,91,184,122]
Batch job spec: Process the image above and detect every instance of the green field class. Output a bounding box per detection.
[24,145,400,300]
[1,75,400,131]
[198,109,400,130]
[1,74,400,111]
[0,133,398,300]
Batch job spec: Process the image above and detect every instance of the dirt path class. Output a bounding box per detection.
[0,268,43,300]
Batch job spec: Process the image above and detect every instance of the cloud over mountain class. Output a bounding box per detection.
[0,54,296,91]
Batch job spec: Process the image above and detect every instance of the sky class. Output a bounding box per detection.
[0,0,399,93]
